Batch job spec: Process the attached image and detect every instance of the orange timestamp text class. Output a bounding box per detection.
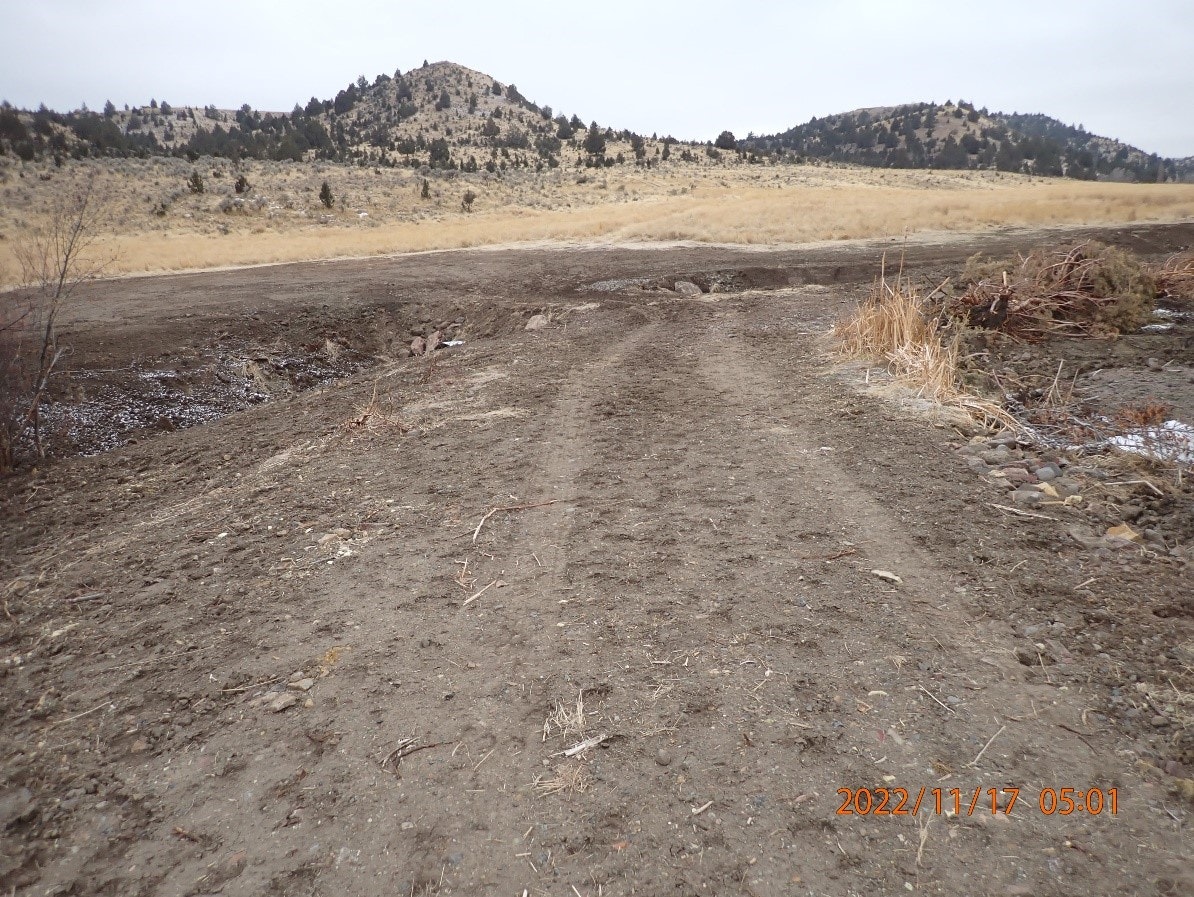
[836,786,1119,817]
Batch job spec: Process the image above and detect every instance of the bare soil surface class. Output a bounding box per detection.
[2,224,1192,896]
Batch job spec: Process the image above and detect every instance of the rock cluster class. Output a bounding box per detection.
[957,432,1184,557]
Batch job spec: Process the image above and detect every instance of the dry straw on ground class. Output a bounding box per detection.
[3,157,1193,279]
[835,262,1019,430]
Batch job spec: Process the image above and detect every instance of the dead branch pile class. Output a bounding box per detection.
[948,241,1156,340]
[1154,251,1194,302]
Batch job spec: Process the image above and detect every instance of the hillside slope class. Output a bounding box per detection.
[742,100,1191,182]
[1,69,1188,182]
[0,61,703,173]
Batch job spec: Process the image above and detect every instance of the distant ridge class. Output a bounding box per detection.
[742,100,1191,182]
[1,65,1189,182]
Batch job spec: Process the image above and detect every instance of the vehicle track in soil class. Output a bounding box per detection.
[1,227,1192,896]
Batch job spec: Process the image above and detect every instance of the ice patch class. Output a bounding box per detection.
[1107,420,1194,464]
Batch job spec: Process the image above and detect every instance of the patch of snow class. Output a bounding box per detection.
[1107,420,1194,464]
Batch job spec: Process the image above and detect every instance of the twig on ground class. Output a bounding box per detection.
[220,677,283,694]
[918,685,955,714]
[64,592,106,603]
[381,739,453,774]
[990,503,1058,521]
[462,580,498,607]
[472,500,560,544]
[561,733,607,757]
[916,817,932,868]
[1104,479,1164,497]
[966,725,1006,768]
[48,700,114,728]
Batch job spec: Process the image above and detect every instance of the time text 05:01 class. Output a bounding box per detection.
[836,787,1119,817]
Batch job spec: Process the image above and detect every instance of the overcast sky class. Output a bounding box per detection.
[2,1,1192,157]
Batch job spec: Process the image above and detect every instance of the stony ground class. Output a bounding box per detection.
[1,225,1192,896]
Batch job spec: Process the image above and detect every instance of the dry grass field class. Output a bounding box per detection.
[2,153,1193,280]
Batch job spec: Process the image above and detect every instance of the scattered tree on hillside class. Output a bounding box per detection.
[428,137,451,167]
[319,181,334,208]
[187,171,204,193]
[583,121,605,155]
[715,130,737,150]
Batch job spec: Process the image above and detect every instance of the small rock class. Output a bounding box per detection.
[0,787,37,830]
[1033,465,1060,481]
[1105,523,1142,542]
[524,314,549,331]
[130,738,149,753]
[965,458,990,474]
[656,749,673,767]
[288,678,315,692]
[674,280,703,297]
[1010,488,1043,506]
[871,570,902,584]
[1051,478,1081,497]
[1000,468,1037,485]
[269,693,298,713]
[1144,528,1166,547]
[410,336,426,356]
[1151,715,1168,727]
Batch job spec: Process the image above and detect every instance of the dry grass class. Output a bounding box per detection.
[340,380,407,438]
[543,690,588,743]
[2,156,1193,280]
[1156,251,1194,301]
[532,761,592,797]
[837,266,959,402]
[1115,400,1174,428]
[836,269,1019,430]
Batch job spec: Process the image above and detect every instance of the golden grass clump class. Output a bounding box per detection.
[836,267,1019,430]
[836,271,959,402]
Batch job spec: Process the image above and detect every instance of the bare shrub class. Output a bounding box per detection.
[0,178,107,472]
[340,379,407,438]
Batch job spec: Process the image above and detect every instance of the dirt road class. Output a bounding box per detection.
[2,227,1192,895]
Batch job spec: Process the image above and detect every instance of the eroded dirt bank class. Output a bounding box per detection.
[2,225,1192,896]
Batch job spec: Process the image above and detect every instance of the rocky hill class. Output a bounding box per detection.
[1,68,1188,182]
[0,62,702,173]
[741,100,1192,182]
